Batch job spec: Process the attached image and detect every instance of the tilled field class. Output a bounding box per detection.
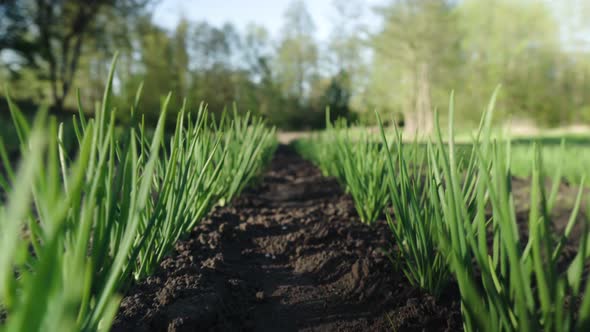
[113,145,462,331]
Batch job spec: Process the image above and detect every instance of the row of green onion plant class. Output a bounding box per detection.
[215,108,277,206]
[0,56,277,332]
[376,116,452,296]
[293,113,347,182]
[294,110,389,224]
[377,89,590,330]
[297,89,590,331]
[428,92,590,332]
[296,111,448,292]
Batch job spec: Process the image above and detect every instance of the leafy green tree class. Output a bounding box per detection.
[133,17,178,118]
[321,70,353,121]
[172,19,190,98]
[241,24,284,120]
[187,22,244,114]
[327,0,367,121]
[458,0,560,123]
[327,0,366,75]
[275,0,319,101]
[369,0,461,132]
[0,0,151,111]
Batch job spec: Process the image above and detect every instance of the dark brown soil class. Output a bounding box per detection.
[113,145,462,332]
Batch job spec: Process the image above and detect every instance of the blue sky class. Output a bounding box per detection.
[153,0,385,40]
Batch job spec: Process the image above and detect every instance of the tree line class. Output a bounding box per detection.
[1,0,589,131]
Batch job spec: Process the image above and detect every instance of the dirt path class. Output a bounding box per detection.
[113,145,461,332]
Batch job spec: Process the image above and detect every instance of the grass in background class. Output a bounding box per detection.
[325,125,590,188]
[510,143,590,186]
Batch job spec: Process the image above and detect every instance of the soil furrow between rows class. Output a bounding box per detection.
[113,145,461,332]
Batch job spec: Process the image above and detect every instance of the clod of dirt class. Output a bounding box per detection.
[255,291,265,302]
